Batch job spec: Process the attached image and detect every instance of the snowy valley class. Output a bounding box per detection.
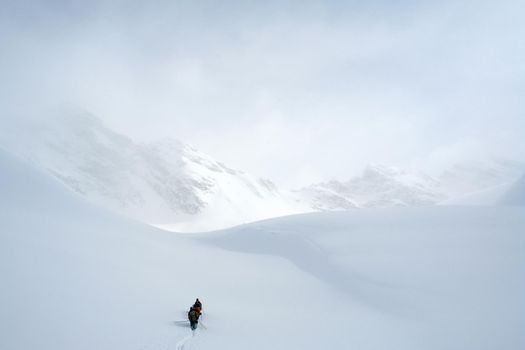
[1,145,524,350]
[2,1,524,348]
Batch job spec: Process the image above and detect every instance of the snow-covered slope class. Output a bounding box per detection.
[204,208,525,350]
[0,148,342,350]
[439,160,524,198]
[0,113,305,232]
[439,173,525,207]
[2,148,524,350]
[439,182,514,206]
[502,175,525,206]
[297,165,444,209]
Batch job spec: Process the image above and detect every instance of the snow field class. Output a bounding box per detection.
[1,149,524,349]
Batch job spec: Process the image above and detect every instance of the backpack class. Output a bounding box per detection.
[188,309,199,322]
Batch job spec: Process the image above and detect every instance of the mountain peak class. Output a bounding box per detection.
[0,111,304,231]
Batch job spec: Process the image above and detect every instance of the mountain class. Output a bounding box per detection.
[2,112,522,232]
[297,160,525,210]
[0,112,305,232]
[439,182,515,206]
[296,165,445,209]
[294,180,360,211]
[2,147,524,349]
[439,159,524,197]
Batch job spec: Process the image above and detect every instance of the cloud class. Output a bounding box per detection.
[1,0,524,186]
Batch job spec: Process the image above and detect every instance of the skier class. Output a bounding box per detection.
[193,298,202,314]
[188,306,200,330]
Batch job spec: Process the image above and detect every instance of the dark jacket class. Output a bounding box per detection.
[188,308,200,322]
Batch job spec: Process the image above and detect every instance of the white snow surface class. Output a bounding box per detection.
[502,175,525,206]
[1,148,524,350]
[439,182,515,206]
[440,174,525,206]
[439,160,524,197]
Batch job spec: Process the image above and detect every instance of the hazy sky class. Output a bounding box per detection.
[1,0,524,186]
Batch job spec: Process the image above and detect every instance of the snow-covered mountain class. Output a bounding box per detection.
[295,180,360,211]
[2,147,524,350]
[0,113,306,232]
[439,159,525,197]
[296,161,524,210]
[2,112,523,232]
[442,173,525,207]
[296,165,445,209]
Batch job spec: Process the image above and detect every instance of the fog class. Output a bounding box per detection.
[1,0,524,186]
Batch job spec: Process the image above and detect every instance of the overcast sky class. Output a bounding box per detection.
[1,0,524,186]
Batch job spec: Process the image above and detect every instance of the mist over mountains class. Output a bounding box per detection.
[296,165,445,210]
[1,113,307,231]
[1,112,523,231]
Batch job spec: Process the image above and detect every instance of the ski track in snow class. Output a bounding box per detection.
[138,328,193,350]
[174,312,206,350]
[138,317,197,350]
[175,313,206,349]
[137,327,179,350]
[175,332,194,350]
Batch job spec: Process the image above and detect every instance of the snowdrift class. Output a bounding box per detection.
[1,149,524,350]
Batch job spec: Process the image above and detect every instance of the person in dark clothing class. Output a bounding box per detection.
[193,298,202,314]
[188,307,200,330]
